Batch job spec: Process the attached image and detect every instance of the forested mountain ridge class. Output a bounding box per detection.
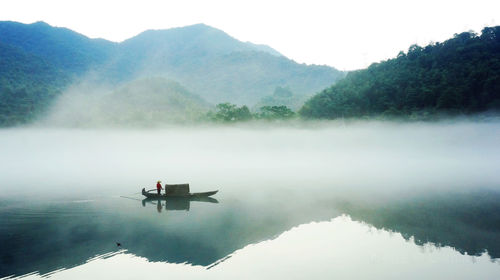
[121,23,282,58]
[0,21,116,74]
[101,23,344,104]
[300,26,500,119]
[0,42,70,125]
[0,21,343,126]
[103,23,284,82]
[0,21,116,125]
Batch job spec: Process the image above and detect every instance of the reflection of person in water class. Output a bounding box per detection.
[156,181,163,195]
[156,200,162,213]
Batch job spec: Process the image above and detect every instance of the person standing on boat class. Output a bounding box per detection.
[156,181,163,195]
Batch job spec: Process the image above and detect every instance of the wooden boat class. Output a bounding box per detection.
[141,184,218,199]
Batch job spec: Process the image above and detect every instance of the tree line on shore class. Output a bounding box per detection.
[207,103,295,122]
[299,26,500,120]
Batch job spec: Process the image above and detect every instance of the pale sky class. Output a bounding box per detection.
[1,0,499,70]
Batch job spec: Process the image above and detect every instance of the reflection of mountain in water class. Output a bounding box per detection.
[1,190,500,278]
[0,195,339,277]
[339,190,500,258]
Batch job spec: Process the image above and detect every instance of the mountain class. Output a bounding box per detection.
[103,23,344,105]
[0,21,116,74]
[0,21,119,126]
[0,42,69,125]
[101,23,286,90]
[0,21,344,126]
[121,23,282,59]
[300,26,500,119]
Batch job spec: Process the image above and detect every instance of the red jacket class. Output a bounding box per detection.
[157,182,162,190]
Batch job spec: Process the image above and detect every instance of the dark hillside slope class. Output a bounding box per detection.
[0,21,116,74]
[0,42,69,125]
[300,26,500,119]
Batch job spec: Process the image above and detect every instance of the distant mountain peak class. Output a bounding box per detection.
[125,23,282,57]
[32,21,50,26]
[133,23,224,38]
[181,23,214,29]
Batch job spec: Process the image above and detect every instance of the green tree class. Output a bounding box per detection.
[256,105,295,120]
[210,103,253,122]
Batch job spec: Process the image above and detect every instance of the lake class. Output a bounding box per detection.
[1,121,500,279]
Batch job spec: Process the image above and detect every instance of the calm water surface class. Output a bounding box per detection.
[1,122,499,279]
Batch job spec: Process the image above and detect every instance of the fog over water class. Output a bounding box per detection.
[1,121,499,200]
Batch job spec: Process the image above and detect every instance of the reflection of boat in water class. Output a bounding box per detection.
[141,184,218,199]
[142,195,218,211]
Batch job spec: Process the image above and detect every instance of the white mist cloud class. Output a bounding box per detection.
[38,78,209,128]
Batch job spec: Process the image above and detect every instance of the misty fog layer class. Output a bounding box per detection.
[37,77,210,127]
[1,121,499,200]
